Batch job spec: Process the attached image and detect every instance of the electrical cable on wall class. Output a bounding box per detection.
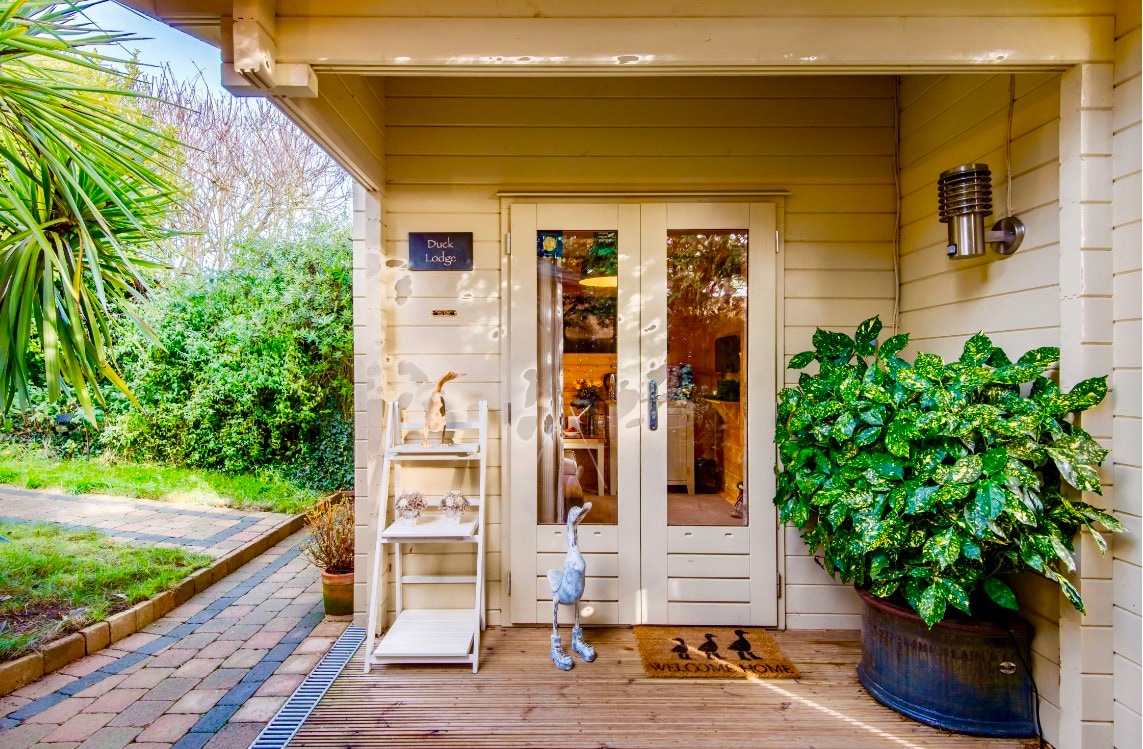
[1006,74,1016,217]
[892,76,902,335]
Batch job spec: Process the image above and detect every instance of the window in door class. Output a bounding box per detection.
[665,230,748,526]
[535,229,619,526]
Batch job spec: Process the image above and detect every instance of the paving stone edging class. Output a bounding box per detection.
[0,511,308,697]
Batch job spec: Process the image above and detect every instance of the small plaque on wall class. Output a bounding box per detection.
[408,232,473,271]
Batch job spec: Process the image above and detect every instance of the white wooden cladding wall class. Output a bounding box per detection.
[898,72,1067,745]
[366,75,897,629]
[1112,4,1142,747]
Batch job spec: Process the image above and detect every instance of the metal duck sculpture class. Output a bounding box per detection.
[423,372,462,447]
[547,502,596,670]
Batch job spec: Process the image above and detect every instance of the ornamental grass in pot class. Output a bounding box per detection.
[303,497,355,616]
[774,317,1123,737]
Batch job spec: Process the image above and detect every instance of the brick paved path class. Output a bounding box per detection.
[0,531,346,749]
[0,487,293,558]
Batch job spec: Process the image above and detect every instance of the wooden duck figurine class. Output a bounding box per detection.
[423,372,462,447]
[547,502,596,670]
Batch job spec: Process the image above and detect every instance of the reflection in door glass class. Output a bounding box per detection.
[536,230,618,526]
[666,230,748,526]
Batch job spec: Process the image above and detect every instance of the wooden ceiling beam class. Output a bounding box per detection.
[267,15,1113,73]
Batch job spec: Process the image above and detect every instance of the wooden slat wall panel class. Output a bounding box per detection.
[381,75,897,628]
[897,70,1065,740]
[386,97,894,128]
[1113,9,1143,747]
[898,73,1062,356]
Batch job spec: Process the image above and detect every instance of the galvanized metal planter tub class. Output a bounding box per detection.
[856,587,1036,738]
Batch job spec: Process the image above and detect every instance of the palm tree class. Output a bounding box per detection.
[0,0,178,420]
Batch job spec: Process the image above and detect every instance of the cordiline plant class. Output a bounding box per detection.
[774,317,1123,627]
[0,1,179,421]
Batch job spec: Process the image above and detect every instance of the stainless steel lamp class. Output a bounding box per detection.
[937,163,1025,259]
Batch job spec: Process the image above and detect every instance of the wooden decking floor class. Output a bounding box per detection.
[290,627,1035,749]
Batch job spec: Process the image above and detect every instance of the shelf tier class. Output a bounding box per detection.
[380,514,478,540]
[369,609,476,662]
[385,443,479,461]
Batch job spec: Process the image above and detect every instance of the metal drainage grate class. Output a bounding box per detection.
[248,625,366,749]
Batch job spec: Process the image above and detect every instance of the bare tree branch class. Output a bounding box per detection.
[137,71,351,271]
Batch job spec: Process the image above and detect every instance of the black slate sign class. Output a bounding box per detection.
[408,232,473,271]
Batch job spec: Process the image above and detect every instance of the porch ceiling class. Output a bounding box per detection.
[124,1,1115,75]
[118,1,1119,189]
[289,627,1027,748]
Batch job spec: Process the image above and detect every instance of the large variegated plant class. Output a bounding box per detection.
[0,1,178,420]
[774,317,1123,627]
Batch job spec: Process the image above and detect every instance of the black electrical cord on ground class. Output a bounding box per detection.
[1008,627,1046,749]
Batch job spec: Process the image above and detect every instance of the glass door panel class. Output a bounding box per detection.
[665,230,748,526]
[534,230,619,526]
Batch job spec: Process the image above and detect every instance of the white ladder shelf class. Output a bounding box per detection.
[364,400,488,674]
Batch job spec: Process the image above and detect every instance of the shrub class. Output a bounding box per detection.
[0,385,102,460]
[102,222,354,490]
[773,317,1123,627]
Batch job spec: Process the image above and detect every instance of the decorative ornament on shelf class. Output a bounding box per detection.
[395,490,426,524]
[439,490,470,521]
[423,372,463,447]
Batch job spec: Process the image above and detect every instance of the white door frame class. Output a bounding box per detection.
[504,198,781,627]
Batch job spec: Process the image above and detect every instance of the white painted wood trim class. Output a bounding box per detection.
[507,203,539,625]
[276,16,1113,72]
[639,202,670,624]
[615,203,644,624]
[773,200,788,631]
[748,202,780,627]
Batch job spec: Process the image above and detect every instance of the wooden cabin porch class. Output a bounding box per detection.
[290,627,1033,748]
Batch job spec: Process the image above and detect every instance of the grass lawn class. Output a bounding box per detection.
[0,444,320,515]
[0,521,212,661]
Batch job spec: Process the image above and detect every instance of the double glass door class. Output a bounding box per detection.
[508,202,777,626]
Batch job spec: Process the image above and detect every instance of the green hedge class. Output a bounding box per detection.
[97,223,354,491]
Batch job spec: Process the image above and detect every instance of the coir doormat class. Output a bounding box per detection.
[633,626,800,679]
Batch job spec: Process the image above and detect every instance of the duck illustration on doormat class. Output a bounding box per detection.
[697,633,721,659]
[728,629,763,660]
[670,638,691,660]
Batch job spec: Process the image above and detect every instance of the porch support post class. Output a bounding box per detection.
[1057,62,1117,749]
[353,185,388,627]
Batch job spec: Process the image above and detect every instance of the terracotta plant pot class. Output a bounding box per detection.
[321,570,355,616]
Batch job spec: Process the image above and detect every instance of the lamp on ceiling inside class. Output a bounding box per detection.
[937,163,1024,259]
[579,231,618,287]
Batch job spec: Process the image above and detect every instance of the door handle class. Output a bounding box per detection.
[648,379,659,431]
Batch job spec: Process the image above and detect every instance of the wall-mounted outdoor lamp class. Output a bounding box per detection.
[937,163,1024,259]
